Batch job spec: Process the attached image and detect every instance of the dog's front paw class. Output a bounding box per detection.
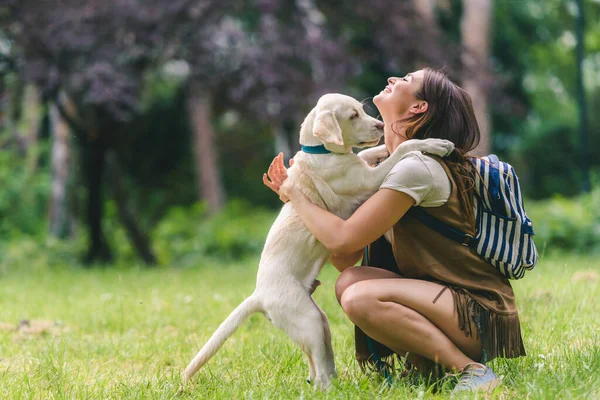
[279,180,294,202]
[413,138,455,157]
[358,144,389,165]
[422,138,455,157]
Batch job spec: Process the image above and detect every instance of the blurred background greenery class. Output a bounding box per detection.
[0,0,598,268]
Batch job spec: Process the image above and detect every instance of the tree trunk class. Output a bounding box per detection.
[412,0,447,69]
[461,0,492,156]
[105,150,157,265]
[7,82,41,167]
[575,0,590,192]
[21,85,41,172]
[0,75,8,139]
[7,75,24,148]
[83,137,113,264]
[413,0,436,26]
[49,103,72,237]
[273,120,293,157]
[188,88,224,213]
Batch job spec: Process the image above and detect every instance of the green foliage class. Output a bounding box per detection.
[0,145,51,238]
[120,76,284,217]
[0,235,83,276]
[527,186,600,254]
[0,197,278,269]
[117,79,198,225]
[5,178,599,269]
[492,0,600,198]
[216,115,284,209]
[152,200,278,267]
[519,125,586,198]
[1,0,599,266]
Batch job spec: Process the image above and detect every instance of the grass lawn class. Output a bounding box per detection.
[1,252,599,399]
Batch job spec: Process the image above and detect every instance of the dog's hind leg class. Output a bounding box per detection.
[311,297,337,379]
[306,351,316,384]
[268,289,335,390]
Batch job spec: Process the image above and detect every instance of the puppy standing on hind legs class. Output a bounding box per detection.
[182,93,454,390]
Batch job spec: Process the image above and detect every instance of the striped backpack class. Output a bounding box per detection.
[409,155,538,279]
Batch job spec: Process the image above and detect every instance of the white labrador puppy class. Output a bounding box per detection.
[183,94,454,389]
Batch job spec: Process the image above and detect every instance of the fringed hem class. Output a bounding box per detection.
[355,326,444,380]
[357,352,397,376]
[452,287,526,363]
[355,325,395,375]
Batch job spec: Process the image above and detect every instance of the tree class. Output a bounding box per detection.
[3,0,227,263]
[3,0,352,259]
[48,95,73,238]
[489,0,600,197]
[2,0,498,265]
[461,0,493,156]
[188,87,225,213]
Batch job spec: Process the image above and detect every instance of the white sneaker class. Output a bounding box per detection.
[452,362,501,393]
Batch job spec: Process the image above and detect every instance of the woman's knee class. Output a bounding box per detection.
[335,267,365,304]
[339,281,375,323]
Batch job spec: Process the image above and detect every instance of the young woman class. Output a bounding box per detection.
[263,68,525,392]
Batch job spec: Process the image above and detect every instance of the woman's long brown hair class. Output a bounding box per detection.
[395,68,480,224]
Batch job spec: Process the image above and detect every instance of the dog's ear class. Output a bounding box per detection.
[313,111,344,146]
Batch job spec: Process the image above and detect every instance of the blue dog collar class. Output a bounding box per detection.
[301,145,332,154]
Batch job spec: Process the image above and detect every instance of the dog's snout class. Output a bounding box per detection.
[375,120,384,130]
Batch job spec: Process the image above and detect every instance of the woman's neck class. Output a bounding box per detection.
[384,119,409,153]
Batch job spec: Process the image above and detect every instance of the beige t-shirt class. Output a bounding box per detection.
[381,151,451,241]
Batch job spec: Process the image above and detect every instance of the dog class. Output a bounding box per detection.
[183,93,454,389]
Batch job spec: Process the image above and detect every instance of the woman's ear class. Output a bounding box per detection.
[409,101,428,115]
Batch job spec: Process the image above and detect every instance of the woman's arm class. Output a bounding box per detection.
[263,153,415,255]
[286,185,414,255]
[329,250,363,272]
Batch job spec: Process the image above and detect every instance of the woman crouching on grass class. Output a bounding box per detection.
[263,68,526,392]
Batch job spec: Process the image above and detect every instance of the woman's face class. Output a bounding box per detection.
[373,69,425,120]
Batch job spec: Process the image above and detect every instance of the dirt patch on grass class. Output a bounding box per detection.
[572,270,599,282]
[0,319,64,337]
[530,289,553,301]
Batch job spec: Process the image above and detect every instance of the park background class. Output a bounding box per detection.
[0,0,599,398]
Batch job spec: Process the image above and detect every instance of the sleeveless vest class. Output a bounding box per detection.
[355,156,526,369]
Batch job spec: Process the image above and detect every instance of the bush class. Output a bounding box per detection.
[518,125,584,199]
[527,187,600,255]
[0,146,51,238]
[0,197,280,271]
[153,200,279,267]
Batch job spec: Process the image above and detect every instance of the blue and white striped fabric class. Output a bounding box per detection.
[472,155,538,279]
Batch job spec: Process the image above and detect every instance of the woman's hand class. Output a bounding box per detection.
[263,153,294,202]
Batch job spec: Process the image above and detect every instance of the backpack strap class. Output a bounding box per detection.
[407,207,479,248]
[486,154,503,212]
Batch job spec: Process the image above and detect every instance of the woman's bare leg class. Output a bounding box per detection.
[335,266,401,303]
[335,267,443,375]
[336,267,481,371]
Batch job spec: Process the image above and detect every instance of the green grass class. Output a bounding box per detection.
[1,253,599,399]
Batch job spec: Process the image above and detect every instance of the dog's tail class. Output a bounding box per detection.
[183,294,261,381]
